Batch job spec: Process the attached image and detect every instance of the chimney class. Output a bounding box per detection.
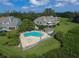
[9,17,11,24]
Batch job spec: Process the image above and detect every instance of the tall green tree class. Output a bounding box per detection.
[19,19,35,32]
[43,8,56,16]
[43,26,79,58]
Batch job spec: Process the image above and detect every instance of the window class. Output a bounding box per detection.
[9,27,15,30]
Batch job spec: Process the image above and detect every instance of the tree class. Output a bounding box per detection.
[43,8,56,16]
[56,12,74,18]
[43,26,79,58]
[73,12,79,23]
[18,19,35,32]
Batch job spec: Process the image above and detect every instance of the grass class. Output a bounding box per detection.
[0,36,60,57]
[54,18,79,33]
[0,36,9,45]
[0,45,24,57]
[24,38,60,56]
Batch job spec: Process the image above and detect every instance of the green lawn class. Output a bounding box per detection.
[24,38,60,56]
[0,35,60,57]
[0,45,25,57]
[0,36,9,45]
[54,18,79,33]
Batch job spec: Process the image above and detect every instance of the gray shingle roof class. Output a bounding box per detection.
[34,16,60,26]
[0,16,21,28]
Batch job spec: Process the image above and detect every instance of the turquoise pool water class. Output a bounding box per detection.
[24,31,43,37]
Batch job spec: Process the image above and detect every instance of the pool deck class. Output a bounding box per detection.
[19,31,50,49]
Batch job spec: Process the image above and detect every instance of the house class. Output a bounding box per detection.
[34,16,60,26]
[0,16,21,31]
[34,16,60,35]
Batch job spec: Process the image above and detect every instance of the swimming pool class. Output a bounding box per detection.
[24,31,43,37]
